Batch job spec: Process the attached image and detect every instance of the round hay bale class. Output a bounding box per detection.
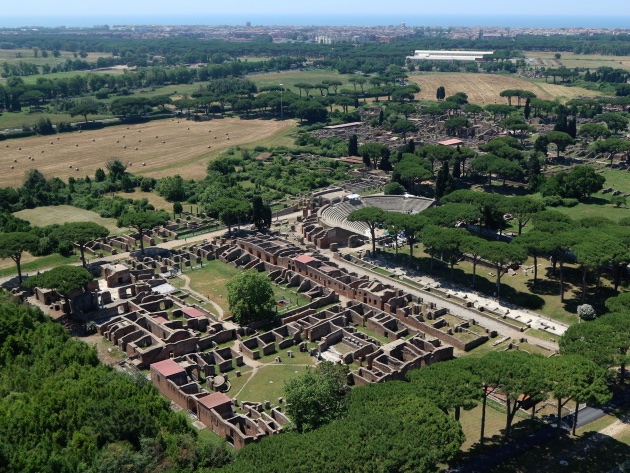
[75,168,79,171]
[41,150,44,153]
[50,141,53,145]
[138,130,141,132]
[134,147,138,150]
[142,162,146,166]
[127,127,130,129]
[75,144,79,147]
[128,162,132,166]
[13,159,17,163]
[122,135,125,138]
[138,139,141,142]
[187,127,190,130]
[18,147,21,150]
[79,130,82,133]
[123,145,127,149]
[155,135,158,138]
[57,137,60,140]
[207,145,211,148]
[116,140,119,143]
[10,165,14,169]
[69,165,73,168]
[161,141,165,144]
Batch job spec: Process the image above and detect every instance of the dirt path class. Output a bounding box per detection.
[176,273,225,319]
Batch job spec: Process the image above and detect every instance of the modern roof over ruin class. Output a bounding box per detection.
[151,358,185,377]
[182,307,206,319]
[293,254,317,265]
[199,391,232,410]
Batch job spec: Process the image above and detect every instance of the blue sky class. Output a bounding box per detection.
[3,0,629,17]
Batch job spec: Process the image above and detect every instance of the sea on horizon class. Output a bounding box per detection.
[1,13,630,29]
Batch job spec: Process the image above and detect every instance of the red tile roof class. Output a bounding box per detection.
[438,138,464,146]
[199,392,232,409]
[151,359,185,377]
[153,316,168,324]
[293,254,316,265]
[182,307,206,318]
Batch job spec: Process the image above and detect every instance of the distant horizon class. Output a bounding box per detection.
[2,14,630,30]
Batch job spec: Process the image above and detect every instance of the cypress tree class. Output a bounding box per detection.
[348,134,358,156]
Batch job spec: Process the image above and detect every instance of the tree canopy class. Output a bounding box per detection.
[0,231,38,283]
[226,269,275,324]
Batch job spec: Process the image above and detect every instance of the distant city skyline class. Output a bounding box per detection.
[3,0,630,17]
[2,0,630,28]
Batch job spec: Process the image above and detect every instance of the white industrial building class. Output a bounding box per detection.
[406,50,494,62]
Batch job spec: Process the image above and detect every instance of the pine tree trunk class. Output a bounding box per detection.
[480,393,487,444]
[572,400,579,436]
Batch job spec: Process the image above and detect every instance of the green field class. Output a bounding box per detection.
[180,258,309,316]
[232,364,312,404]
[0,49,112,67]
[526,50,630,72]
[13,205,121,233]
[245,69,349,94]
[0,253,80,280]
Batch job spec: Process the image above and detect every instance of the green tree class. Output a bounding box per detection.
[0,232,38,283]
[546,131,574,158]
[513,230,551,285]
[251,196,272,231]
[347,207,385,255]
[206,197,251,237]
[547,355,611,435]
[409,359,480,421]
[580,123,611,141]
[485,351,548,438]
[596,112,629,134]
[358,143,389,170]
[227,269,275,324]
[383,182,406,195]
[391,119,417,143]
[24,265,93,311]
[173,201,183,217]
[117,211,170,255]
[284,361,348,433]
[52,222,109,267]
[504,196,545,235]
[462,236,488,289]
[481,242,527,299]
[347,134,358,156]
[69,100,100,123]
[560,322,622,371]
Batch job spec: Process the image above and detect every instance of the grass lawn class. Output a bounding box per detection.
[526,50,630,72]
[233,365,311,404]
[458,400,525,451]
[111,189,172,211]
[0,49,112,68]
[14,205,122,234]
[182,259,309,316]
[0,109,112,131]
[0,252,81,279]
[245,69,348,93]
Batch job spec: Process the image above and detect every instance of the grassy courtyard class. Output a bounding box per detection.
[178,258,309,316]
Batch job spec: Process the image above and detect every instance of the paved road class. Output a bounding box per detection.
[317,250,559,352]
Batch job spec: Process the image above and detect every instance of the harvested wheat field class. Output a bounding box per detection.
[410,73,600,105]
[0,117,295,188]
